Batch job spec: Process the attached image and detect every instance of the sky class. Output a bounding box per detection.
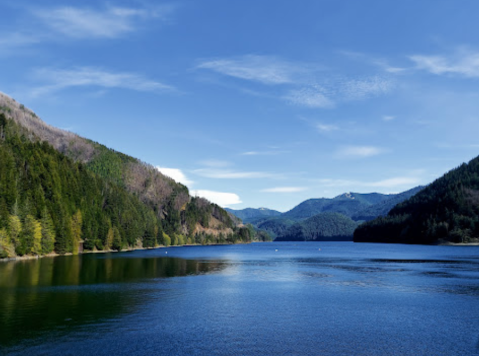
[2,0,479,212]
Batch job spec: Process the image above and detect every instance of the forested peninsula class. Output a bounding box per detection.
[0,93,258,259]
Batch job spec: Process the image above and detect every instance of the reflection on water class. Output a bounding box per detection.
[0,254,226,347]
[1,242,479,356]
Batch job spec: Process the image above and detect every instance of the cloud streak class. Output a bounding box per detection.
[33,5,172,39]
[336,146,384,158]
[410,49,479,78]
[197,55,311,85]
[29,67,174,97]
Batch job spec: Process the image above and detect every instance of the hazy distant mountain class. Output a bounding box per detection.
[281,192,392,220]
[238,189,424,240]
[225,207,282,223]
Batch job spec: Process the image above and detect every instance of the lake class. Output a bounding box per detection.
[1,242,479,355]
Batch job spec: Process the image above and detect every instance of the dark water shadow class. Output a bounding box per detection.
[0,255,227,348]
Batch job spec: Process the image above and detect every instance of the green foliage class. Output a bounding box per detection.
[0,113,167,257]
[354,157,479,244]
[276,212,359,241]
[40,209,55,254]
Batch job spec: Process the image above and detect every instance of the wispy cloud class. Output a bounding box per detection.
[339,50,407,74]
[33,5,172,39]
[193,168,273,179]
[341,76,394,101]
[197,55,313,85]
[410,49,479,78]
[336,145,384,158]
[382,115,395,121]
[0,32,41,52]
[284,86,335,108]
[261,186,307,193]
[191,190,242,207]
[157,167,193,186]
[29,67,174,97]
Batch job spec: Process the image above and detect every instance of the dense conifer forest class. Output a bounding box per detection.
[275,212,358,241]
[354,156,479,244]
[0,108,255,259]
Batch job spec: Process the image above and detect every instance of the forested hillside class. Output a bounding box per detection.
[275,213,358,241]
[225,207,281,224]
[354,156,479,244]
[0,94,253,258]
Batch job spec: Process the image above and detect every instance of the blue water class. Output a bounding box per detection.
[1,242,479,355]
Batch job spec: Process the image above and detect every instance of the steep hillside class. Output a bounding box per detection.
[0,94,250,258]
[225,207,281,223]
[354,157,479,244]
[275,213,359,242]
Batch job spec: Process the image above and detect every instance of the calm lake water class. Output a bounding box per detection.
[1,242,479,355]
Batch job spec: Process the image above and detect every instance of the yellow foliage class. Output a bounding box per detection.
[70,210,82,255]
[162,232,171,247]
[32,219,42,255]
[8,215,21,248]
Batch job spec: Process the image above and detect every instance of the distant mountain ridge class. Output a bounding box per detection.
[225,207,281,223]
[227,188,424,240]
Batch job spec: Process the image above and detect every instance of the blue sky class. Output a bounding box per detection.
[2,0,479,212]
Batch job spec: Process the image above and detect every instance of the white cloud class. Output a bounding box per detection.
[29,67,174,97]
[197,55,310,85]
[240,150,286,156]
[33,6,160,39]
[191,190,242,207]
[284,87,334,108]
[410,49,479,77]
[261,187,307,193]
[336,146,384,158]
[382,115,395,121]
[157,166,193,186]
[193,168,273,179]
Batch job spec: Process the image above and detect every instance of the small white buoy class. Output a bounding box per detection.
[165,251,168,254]
[275,249,278,252]
[318,248,321,251]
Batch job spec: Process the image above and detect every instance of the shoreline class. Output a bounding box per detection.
[0,241,254,263]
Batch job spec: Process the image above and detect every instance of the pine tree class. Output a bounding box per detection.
[41,208,55,254]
